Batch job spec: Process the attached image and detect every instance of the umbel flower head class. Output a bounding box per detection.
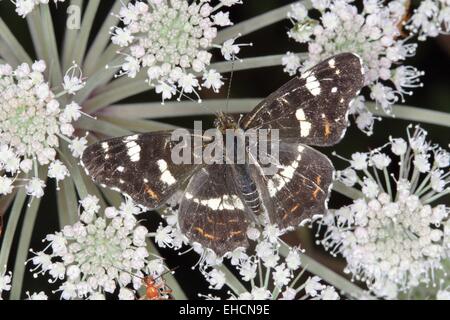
[283,0,425,135]
[28,196,165,300]
[318,125,450,299]
[406,0,450,41]
[0,61,86,198]
[110,0,248,103]
[0,268,12,300]
[13,0,66,18]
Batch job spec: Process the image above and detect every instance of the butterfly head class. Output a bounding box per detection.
[215,112,237,133]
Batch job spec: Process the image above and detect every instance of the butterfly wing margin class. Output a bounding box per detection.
[241,53,365,146]
[249,140,335,230]
[178,165,251,256]
[81,131,201,210]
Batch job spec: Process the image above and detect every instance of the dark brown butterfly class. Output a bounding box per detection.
[81,53,365,256]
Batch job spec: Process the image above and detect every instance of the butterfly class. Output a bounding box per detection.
[81,53,365,257]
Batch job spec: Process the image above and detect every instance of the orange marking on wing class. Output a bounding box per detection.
[144,185,159,201]
[324,119,332,138]
[290,204,300,213]
[230,231,243,237]
[194,227,219,240]
[312,176,322,200]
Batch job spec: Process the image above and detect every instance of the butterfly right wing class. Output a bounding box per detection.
[249,139,335,230]
[241,53,365,146]
[81,131,202,210]
[178,165,251,256]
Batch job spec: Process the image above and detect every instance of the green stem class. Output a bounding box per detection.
[56,177,79,227]
[215,2,302,44]
[0,189,27,271]
[332,181,364,200]
[62,0,84,71]
[210,53,306,74]
[100,116,178,132]
[84,0,131,75]
[0,18,32,65]
[76,116,132,137]
[10,167,48,300]
[217,264,249,296]
[367,103,450,128]
[102,99,259,119]
[40,5,63,86]
[72,0,101,66]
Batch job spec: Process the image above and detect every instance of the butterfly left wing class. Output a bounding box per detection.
[178,165,251,256]
[249,139,335,230]
[241,53,365,146]
[81,132,201,210]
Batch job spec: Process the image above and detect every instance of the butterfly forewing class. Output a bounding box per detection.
[241,53,365,146]
[178,165,250,256]
[81,132,200,210]
[250,140,335,230]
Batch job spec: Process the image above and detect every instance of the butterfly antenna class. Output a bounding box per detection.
[225,54,236,115]
[162,81,217,118]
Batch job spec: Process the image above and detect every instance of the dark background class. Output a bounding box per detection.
[0,0,449,299]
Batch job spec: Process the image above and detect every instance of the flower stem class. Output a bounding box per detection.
[367,102,450,128]
[215,2,306,44]
[0,189,27,272]
[0,18,32,65]
[10,168,47,300]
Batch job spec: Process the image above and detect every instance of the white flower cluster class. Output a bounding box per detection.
[29,196,165,300]
[407,0,450,41]
[224,234,339,300]
[111,0,246,103]
[156,207,339,300]
[0,268,12,300]
[26,291,49,300]
[13,0,66,18]
[0,61,86,198]
[284,0,424,135]
[319,125,450,299]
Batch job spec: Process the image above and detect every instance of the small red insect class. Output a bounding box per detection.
[113,265,178,300]
[142,273,173,300]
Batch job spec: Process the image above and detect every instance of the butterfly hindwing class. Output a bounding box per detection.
[241,53,365,146]
[81,132,200,210]
[178,165,250,256]
[250,140,335,230]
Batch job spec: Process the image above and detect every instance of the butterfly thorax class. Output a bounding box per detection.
[214,112,238,133]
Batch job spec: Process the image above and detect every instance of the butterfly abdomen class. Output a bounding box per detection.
[234,165,261,214]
